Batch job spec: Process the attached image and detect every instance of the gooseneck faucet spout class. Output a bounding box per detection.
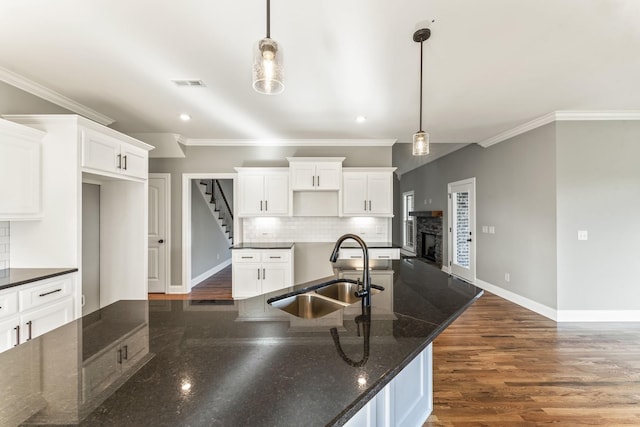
[329,233,371,307]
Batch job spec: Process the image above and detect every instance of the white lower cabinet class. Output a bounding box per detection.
[345,344,433,427]
[232,249,294,299]
[0,272,78,353]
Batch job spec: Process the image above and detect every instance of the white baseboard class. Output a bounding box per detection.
[556,310,640,322]
[190,258,232,288]
[475,279,558,321]
[441,265,451,274]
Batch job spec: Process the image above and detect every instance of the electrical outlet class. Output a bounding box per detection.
[217,253,220,260]
[505,272,510,282]
[577,230,588,241]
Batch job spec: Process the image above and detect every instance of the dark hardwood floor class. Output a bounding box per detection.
[150,271,640,424]
[148,265,232,300]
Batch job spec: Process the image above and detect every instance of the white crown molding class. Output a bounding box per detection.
[478,110,640,148]
[184,138,397,147]
[0,66,115,126]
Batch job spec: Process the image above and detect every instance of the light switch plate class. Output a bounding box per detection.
[488,226,495,234]
[482,225,488,233]
[577,230,588,241]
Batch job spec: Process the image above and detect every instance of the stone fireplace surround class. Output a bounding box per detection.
[409,210,443,267]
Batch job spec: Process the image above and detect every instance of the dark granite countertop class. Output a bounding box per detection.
[5,259,481,427]
[0,267,78,291]
[230,241,295,249]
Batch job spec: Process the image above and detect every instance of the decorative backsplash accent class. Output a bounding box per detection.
[242,217,390,243]
[0,221,9,272]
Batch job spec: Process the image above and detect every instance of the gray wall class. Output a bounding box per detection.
[0,81,73,114]
[394,124,558,308]
[152,145,392,286]
[191,180,232,280]
[556,121,640,310]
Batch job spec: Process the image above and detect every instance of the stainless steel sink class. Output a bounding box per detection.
[315,281,381,305]
[269,294,348,319]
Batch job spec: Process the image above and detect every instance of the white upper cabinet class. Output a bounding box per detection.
[0,118,44,220]
[342,168,396,217]
[236,168,290,217]
[82,128,148,180]
[288,157,344,191]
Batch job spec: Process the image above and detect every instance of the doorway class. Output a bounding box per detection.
[447,178,476,283]
[148,174,171,293]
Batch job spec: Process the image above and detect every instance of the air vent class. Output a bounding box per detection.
[172,79,206,87]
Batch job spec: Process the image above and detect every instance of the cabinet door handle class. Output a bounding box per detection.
[14,325,20,346]
[123,345,128,360]
[369,200,372,211]
[116,154,122,169]
[263,268,266,280]
[26,321,32,341]
[265,200,268,211]
[117,348,123,364]
[317,175,320,187]
[312,176,315,187]
[122,155,127,170]
[364,200,367,211]
[258,269,261,280]
[39,288,62,297]
[260,200,263,211]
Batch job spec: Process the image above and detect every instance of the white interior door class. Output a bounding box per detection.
[448,178,476,283]
[148,175,169,293]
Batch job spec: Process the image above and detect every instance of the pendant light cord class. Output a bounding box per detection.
[266,0,271,38]
[419,40,423,132]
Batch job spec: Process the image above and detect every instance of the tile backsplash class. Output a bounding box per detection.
[0,221,9,271]
[242,217,390,243]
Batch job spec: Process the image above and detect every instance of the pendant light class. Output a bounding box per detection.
[412,28,431,156]
[253,0,284,95]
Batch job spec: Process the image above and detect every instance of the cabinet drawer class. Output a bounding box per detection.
[0,289,18,319]
[261,251,291,263]
[233,251,261,263]
[19,275,73,311]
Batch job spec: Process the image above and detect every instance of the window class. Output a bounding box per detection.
[402,191,415,253]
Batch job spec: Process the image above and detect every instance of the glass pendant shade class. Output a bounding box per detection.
[412,131,429,156]
[253,38,284,95]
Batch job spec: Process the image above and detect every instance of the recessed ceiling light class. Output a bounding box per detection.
[356,115,367,123]
[180,113,191,121]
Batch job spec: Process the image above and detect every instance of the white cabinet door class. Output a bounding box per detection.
[367,172,392,215]
[82,129,121,175]
[290,163,316,190]
[0,124,42,219]
[232,263,262,298]
[315,163,341,190]
[20,296,74,342]
[238,174,266,216]
[120,144,148,179]
[0,315,20,352]
[343,173,368,215]
[261,263,290,294]
[264,174,289,214]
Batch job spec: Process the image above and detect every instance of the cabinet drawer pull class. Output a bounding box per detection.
[378,255,390,259]
[122,155,127,170]
[14,325,20,346]
[269,256,281,259]
[241,256,253,259]
[39,288,62,297]
[116,154,122,169]
[117,348,123,364]
[26,321,32,341]
[350,255,362,259]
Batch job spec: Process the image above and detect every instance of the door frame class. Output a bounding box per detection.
[181,173,238,294]
[149,173,171,293]
[447,177,476,284]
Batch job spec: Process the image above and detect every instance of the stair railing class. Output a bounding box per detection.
[211,179,234,242]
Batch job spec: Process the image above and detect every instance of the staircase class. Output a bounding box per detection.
[197,180,234,245]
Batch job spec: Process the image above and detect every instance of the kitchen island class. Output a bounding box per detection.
[2,258,481,426]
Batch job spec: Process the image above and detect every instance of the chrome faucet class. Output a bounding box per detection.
[329,234,371,307]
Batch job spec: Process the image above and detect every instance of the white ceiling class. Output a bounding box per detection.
[1,0,639,144]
